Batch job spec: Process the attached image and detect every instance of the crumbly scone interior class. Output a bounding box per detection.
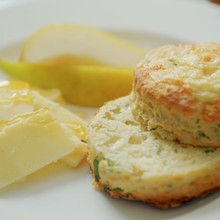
[88,97,220,208]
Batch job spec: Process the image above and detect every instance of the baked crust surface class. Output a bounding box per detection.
[132,43,220,147]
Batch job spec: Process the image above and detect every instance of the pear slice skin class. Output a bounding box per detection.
[0,60,134,107]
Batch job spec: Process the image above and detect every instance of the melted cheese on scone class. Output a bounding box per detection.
[136,43,220,102]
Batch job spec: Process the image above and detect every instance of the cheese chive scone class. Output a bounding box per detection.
[88,96,220,208]
[131,43,220,147]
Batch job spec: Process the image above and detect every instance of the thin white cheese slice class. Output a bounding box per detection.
[0,81,87,188]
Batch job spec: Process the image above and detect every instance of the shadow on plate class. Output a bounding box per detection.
[103,189,220,220]
[107,28,184,51]
[0,161,89,197]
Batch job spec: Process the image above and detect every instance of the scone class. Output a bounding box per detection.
[131,43,220,147]
[87,96,220,208]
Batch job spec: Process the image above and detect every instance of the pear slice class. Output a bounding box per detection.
[0,60,134,107]
[20,23,145,67]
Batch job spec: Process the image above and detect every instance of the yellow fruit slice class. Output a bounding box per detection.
[20,23,145,67]
[0,60,134,107]
[14,24,145,106]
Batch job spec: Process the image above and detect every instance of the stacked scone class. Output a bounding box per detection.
[87,43,220,208]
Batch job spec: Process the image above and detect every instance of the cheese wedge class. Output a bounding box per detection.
[0,81,87,188]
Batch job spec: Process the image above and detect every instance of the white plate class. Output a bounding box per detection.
[0,0,220,219]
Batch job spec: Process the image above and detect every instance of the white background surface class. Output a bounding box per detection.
[0,0,220,219]
[0,0,220,48]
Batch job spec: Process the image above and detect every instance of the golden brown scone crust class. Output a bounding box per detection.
[90,169,220,209]
[132,43,220,147]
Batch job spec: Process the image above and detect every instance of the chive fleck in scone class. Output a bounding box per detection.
[87,96,220,208]
[131,43,220,147]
